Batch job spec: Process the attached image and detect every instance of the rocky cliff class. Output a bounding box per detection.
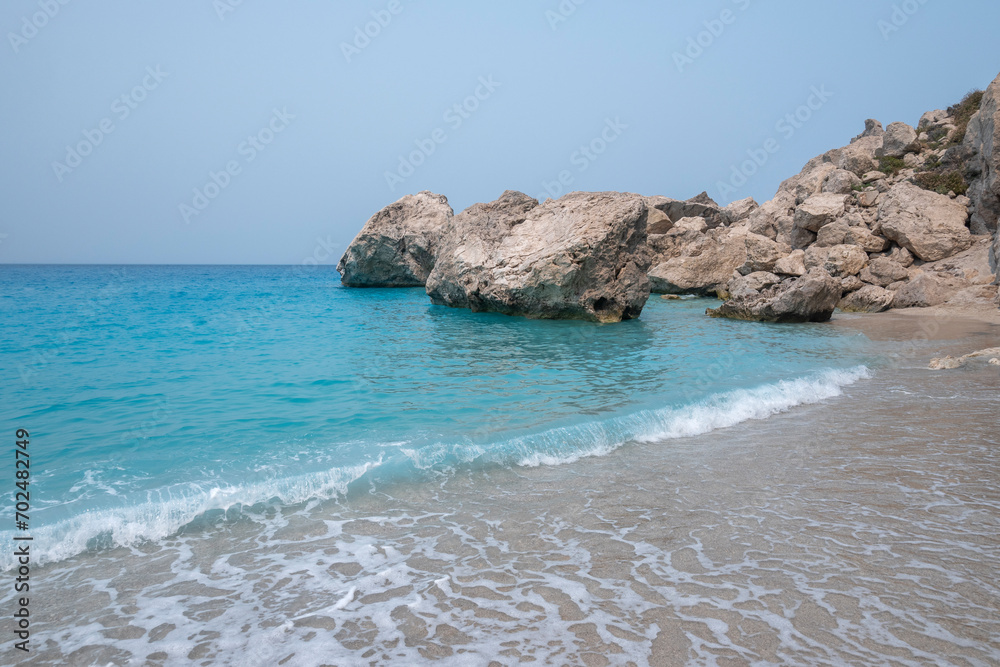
[338,71,1000,323]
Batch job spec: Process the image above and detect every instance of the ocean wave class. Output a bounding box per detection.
[0,458,382,570]
[494,365,872,467]
[0,366,870,570]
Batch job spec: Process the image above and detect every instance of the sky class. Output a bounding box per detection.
[1,1,999,265]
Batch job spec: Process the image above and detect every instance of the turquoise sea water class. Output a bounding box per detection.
[0,265,877,569]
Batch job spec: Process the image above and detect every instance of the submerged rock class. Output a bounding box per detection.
[337,191,454,287]
[706,269,842,323]
[426,191,651,323]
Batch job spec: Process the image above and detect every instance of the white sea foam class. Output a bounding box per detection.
[0,458,383,570]
[514,365,872,467]
[1,367,870,571]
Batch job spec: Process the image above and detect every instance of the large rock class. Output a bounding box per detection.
[838,285,894,313]
[426,191,651,323]
[649,229,784,294]
[338,191,454,286]
[647,193,728,229]
[723,197,759,224]
[774,250,807,276]
[736,233,790,275]
[859,256,910,287]
[817,220,888,252]
[891,273,950,308]
[648,227,744,295]
[722,271,781,300]
[646,206,673,234]
[804,244,869,277]
[840,120,884,175]
[647,217,708,265]
[794,193,847,232]
[877,122,920,158]
[964,72,1000,236]
[822,169,862,194]
[878,182,972,261]
[706,269,842,323]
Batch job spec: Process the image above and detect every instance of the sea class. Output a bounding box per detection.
[1,265,997,666]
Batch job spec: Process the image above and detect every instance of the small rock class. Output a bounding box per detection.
[841,275,864,293]
[862,171,886,183]
[858,189,881,207]
[929,347,1000,369]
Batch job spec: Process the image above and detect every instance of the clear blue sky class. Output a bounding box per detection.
[1,0,999,264]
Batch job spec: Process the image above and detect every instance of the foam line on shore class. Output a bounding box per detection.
[0,366,870,570]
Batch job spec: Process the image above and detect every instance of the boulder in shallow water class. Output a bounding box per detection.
[707,269,842,323]
[338,191,454,286]
[426,191,651,323]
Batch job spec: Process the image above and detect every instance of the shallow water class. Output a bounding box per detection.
[0,265,875,569]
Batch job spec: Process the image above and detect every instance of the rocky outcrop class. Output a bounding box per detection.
[707,269,842,323]
[338,191,453,286]
[426,191,651,323]
[964,73,1000,237]
[878,183,972,261]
